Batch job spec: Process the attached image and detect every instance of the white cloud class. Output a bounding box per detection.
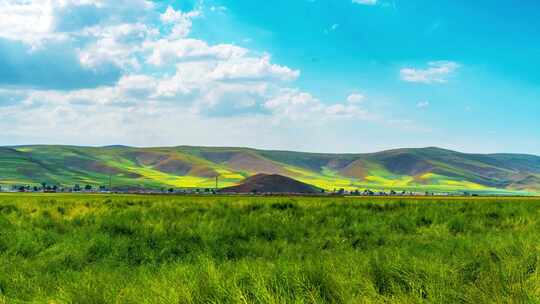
[192,82,270,116]
[210,54,300,82]
[264,89,369,122]
[0,0,155,47]
[117,75,157,98]
[400,61,460,84]
[347,93,365,104]
[145,39,248,66]
[352,0,378,5]
[78,23,158,70]
[160,5,200,38]
[416,101,430,108]
[209,5,227,13]
[0,0,58,46]
[0,0,393,150]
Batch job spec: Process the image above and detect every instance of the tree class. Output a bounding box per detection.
[84,184,92,191]
[73,184,81,192]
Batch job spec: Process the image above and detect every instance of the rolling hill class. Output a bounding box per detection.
[0,145,539,194]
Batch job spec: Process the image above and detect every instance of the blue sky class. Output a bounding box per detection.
[0,0,538,154]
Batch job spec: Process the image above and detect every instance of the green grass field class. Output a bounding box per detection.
[1,194,540,303]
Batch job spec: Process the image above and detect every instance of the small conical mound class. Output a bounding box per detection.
[220,174,321,194]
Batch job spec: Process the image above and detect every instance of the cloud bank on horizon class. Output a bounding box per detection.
[0,0,539,154]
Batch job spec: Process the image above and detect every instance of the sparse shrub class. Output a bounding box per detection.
[416,216,433,227]
[244,203,264,213]
[57,206,66,215]
[271,201,297,211]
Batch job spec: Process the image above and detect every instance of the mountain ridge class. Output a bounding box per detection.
[9,144,538,158]
[1,145,539,194]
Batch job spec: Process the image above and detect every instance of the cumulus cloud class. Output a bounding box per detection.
[0,0,159,89]
[400,61,460,84]
[145,39,248,66]
[0,0,385,149]
[78,23,159,70]
[210,55,300,82]
[0,0,155,47]
[160,5,200,38]
[0,0,57,46]
[264,89,369,122]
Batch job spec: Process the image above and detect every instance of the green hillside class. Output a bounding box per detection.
[0,145,539,194]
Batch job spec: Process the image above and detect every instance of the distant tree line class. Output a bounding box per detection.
[3,182,111,193]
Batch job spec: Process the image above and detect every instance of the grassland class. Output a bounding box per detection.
[1,194,540,303]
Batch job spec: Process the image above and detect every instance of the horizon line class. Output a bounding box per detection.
[2,144,539,157]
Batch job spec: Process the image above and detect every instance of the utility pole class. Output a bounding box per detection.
[109,174,112,192]
[215,176,218,191]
